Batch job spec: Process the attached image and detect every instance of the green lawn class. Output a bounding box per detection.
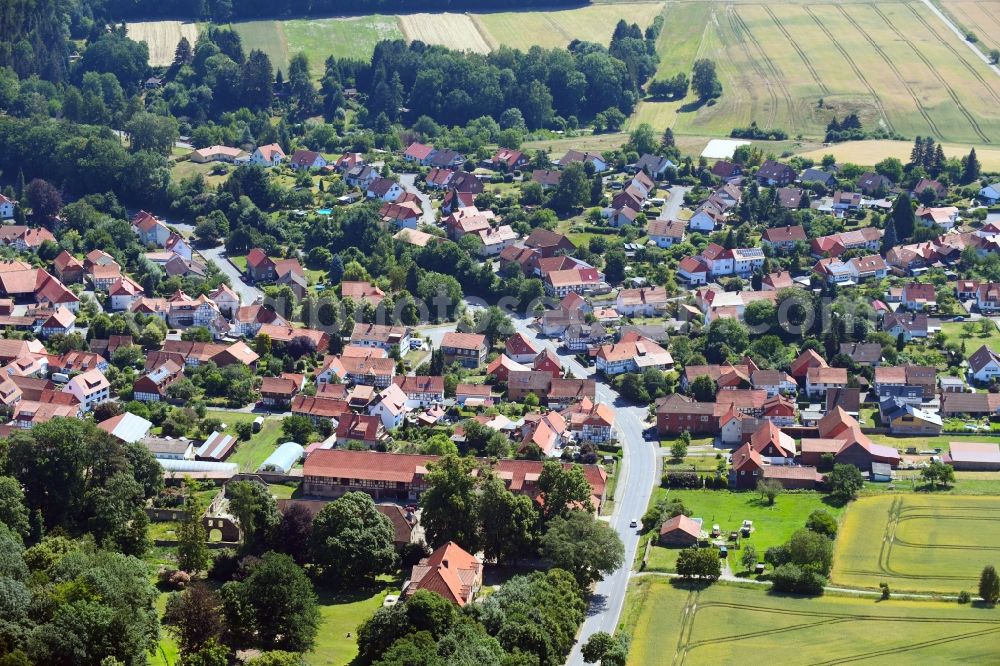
[227,255,248,273]
[640,489,843,573]
[866,433,1000,452]
[622,578,1000,665]
[832,494,1000,594]
[308,580,400,665]
[210,411,286,473]
[941,320,1000,353]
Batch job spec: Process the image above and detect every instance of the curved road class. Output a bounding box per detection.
[501,312,658,665]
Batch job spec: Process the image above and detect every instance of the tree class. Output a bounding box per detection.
[991,48,1000,64]
[690,375,718,402]
[691,59,722,100]
[164,583,224,658]
[805,509,838,538]
[176,486,210,573]
[240,49,274,110]
[892,193,915,241]
[310,492,397,587]
[963,147,982,184]
[979,565,1000,605]
[538,461,594,520]
[478,471,539,564]
[757,478,782,506]
[419,455,482,551]
[274,503,314,566]
[24,178,61,222]
[787,528,834,575]
[551,162,590,214]
[126,112,179,155]
[0,476,30,541]
[174,37,193,66]
[281,415,314,444]
[582,631,630,666]
[628,123,658,156]
[828,464,865,503]
[670,439,688,462]
[540,511,624,587]
[920,461,956,489]
[329,254,345,283]
[222,552,319,652]
[742,544,758,572]
[676,547,721,580]
[226,479,279,553]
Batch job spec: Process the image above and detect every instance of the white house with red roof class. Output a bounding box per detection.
[250,143,286,167]
[505,332,540,364]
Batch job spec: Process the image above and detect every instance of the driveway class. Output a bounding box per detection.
[657,185,690,221]
[398,173,436,226]
[199,245,263,304]
[502,312,658,665]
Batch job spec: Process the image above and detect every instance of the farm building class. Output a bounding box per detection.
[659,514,703,547]
[944,442,1000,471]
[257,442,304,474]
[197,431,238,462]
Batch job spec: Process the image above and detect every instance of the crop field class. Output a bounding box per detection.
[126,21,200,66]
[399,13,491,54]
[939,0,1000,54]
[796,138,1000,170]
[470,2,663,51]
[832,494,1000,593]
[283,16,402,74]
[624,578,1000,665]
[638,2,1000,144]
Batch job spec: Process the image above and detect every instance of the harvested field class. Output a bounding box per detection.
[232,20,290,73]
[624,578,1000,665]
[832,494,1000,593]
[471,3,664,51]
[797,139,1000,170]
[398,13,491,54]
[940,0,1000,54]
[126,21,200,67]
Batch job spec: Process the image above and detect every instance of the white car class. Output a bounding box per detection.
[629,519,639,528]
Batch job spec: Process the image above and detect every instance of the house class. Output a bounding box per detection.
[428,149,464,169]
[109,276,144,311]
[346,164,380,189]
[52,251,84,284]
[710,160,742,180]
[524,228,576,257]
[369,383,409,430]
[882,312,939,342]
[256,324,330,354]
[190,145,248,163]
[811,228,883,257]
[761,225,807,250]
[291,395,349,425]
[392,376,445,408]
[750,369,796,397]
[341,281,385,307]
[763,394,796,426]
[677,256,709,286]
[647,219,685,248]
[634,153,675,178]
[259,373,304,408]
[132,211,171,246]
[531,169,561,189]
[968,344,1000,383]
[805,366,848,398]
[832,190,862,214]
[544,267,602,297]
[245,248,276,282]
[916,206,959,230]
[799,167,836,187]
[558,149,607,172]
[848,255,888,282]
[441,332,488,369]
[940,392,1000,418]
[979,182,1000,205]
[777,187,806,209]
[142,438,195,461]
[61,368,110,412]
[687,200,725,232]
[366,177,405,202]
[477,225,519,257]
[404,541,482,606]
[879,397,942,435]
[757,160,796,186]
[658,514,702,546]
[492,147,527,171]
[333,152,365,172]
[251,143,286,167]
[748,420,796,458]
[333,351,396,388]
[615,286,668,317]
[40,307,75,338]
[547,378,596,409]
[901,283,936,311]
[839,342,882,366]
[455,384,492,407]
[98,412,153,444]
[289,149,326,170]
[209,284,240,318]
[505,333,540,364]
[0,194,15,219]
[912,178,947,200]
[404,142,435,165]
[336,413,387,448]
[519,410,569,456]
[857,172,893,195]
[232,303,285,337]
[486,354,530,383]
[976,283,1000,313]
[655,394,721,435]
[563,400,615,443]
[350,323,410,351]
[945,441,1000,471]
[596,333,673,376]
[760,271,793,292]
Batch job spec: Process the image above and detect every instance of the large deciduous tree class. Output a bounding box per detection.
[540,511,624,587]
[310,492,397,587]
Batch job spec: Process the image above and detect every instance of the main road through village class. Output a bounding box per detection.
[422,304,658,664]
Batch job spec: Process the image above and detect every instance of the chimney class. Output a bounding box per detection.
[442,559,449,568]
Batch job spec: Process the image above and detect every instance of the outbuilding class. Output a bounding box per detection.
[658,514,703,547]
[257,442,304,474]
[945,441,1000,471]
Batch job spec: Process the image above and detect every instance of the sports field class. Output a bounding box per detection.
[640,1,1000,144]
[624,578,1000,665]
[126,21,200,66]
[832,494,1000,594]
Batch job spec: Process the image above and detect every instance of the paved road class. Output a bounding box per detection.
[501,312,658,665]
[398,173,437,226]
[917,0,1000,76]
[200,245,263,304]
[657,185,691,221]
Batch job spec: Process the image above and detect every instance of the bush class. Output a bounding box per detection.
[805,509,838,538]
[880,582,890,600]
[663,471,702,489]
[731,121,788,141]
[676,547,721,581]
[770,563,826,595]
[958,590,971,604]
[208,549,240,582]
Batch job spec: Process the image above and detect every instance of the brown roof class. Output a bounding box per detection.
[659,514,702,539]
[441,332,486,351]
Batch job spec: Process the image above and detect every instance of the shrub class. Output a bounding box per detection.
[208,549,240,582]
[958,590,971,604]
[771,563,826,595]
[676,547,721,580]
[805,509,838,538]
[663,471,701,489]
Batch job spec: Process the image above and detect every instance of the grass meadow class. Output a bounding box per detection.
[623,578,1000,665]
[832,494,1000,593]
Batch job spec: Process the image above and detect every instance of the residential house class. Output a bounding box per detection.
[190,145,248,163]
[647,219,685,248]
[427,149,464,169]
[763,394,796,426]
[761,271,794,291]
[335,414,387,448]
[879,397,943,435]
[232,303,285,337]
[811,228,883,257]
[751,369,796,397]
[562,399,615,443]
[654,394,721,435]
[524,228,575,258]
[882,312,939,342]
[761,225,807,251]
[799,167,836,187]
[289,149,327,170]
[596,332,673,376]
[777,187,806,209]
[658,515,702,546]
[0,194,15,219]
[345,164,379,189]
[245,248,276,282]
[380,200,422,229]
[366,177,405,202]
[806,366,848,398]
[109,276,144,311]
[441,332,487,369]
[259,373,304,408]
[832,190,862,215]
[634,153,675,178]
[839,342,882,366]
[916,206,959,230]
[486,354,529,383]
[558,150,607,172]
[912,177,947,200]
[392,375,445,408]
[757,160,796,186]
[132,210,171,246]
[979,181,1000,204]
[615,286,668,317]
[369,383,409,430]
[687,199,725,232]
[969,344,1000,383]
[505,333,540,364]
[52,251,84,284]
[40,308,75,338]
[491,148,527,171]
[209,284,240,318]
[404,142,435,165]
[857,172,893,195]
[250,143,286,167]
[531,169,561,189]
[404,542,482,606]
[350,323,410,351]
[291,394,349,425]
[677,256,709,286]
[901,283,936,311]
[544,267,602,297]
[62,368,110,412]
[455,384,491,407]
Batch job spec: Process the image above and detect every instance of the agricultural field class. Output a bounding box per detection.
[796,138,1000,170]
[939,0,1000,54]
[470,2,663,51]
[832,494,1000,593]
[623,578,1000,665]
[283,17,402,75]
[637,2,1000,144]
[398,13,491,54]
[126,21,199,66]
